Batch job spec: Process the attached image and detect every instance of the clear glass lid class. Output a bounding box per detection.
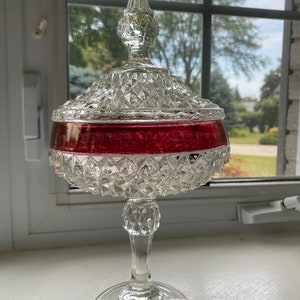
[52,0,225,124]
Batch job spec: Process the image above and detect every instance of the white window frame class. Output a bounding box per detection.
[1,0,300,252]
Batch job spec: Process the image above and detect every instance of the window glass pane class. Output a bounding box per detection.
[212,16,284,178]
[67,2,298,182]
[213,0,285,10]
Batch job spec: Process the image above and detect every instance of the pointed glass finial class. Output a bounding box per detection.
[117,0,159,62]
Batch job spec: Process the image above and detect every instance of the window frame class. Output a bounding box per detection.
[2,0,300,252]
[48,0,300,242]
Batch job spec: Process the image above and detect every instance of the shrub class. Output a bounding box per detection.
[268,127,278,135]
[259,127,278,145]
[218,155,249,178]
[240,111,262,132]
[228,128,250,138]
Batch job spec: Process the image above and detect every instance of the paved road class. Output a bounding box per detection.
[230,144,277,157]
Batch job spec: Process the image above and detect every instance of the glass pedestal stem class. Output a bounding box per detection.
[129,235,154,288]
[95,198,187,300]
[119,198,162,299]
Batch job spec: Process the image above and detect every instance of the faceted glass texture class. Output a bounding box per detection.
[49,146,229,198]
[52,66,225,123]
[51,1,230,299]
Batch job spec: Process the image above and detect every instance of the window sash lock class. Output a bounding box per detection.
[238,196,300,224]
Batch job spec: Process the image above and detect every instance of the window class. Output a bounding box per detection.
[67,0,300,179]
[1,0,300,252]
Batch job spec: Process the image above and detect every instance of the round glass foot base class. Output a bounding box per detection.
[95,281,187,300]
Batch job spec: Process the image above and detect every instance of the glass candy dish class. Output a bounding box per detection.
[49,0,230,299]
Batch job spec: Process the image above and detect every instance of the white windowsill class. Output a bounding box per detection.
[1,232,300,300]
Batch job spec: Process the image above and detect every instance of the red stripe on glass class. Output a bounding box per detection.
[50,121,228,154]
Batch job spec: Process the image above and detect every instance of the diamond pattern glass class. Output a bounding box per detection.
[50,146,229,198]
[50,0,230,299]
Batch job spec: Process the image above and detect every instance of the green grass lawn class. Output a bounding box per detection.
[229,132,263,145]
[237,154,276,177]
[219,154,277,178]
[222,131,277,177]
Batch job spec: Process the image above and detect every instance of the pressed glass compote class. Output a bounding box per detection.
[49,0,230,299]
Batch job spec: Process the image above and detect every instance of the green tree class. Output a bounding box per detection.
[68,6,127,72]
[233,88,242,102]
[260,69,280,99]
[232,100,247,114]
[150,0,264,91]
[69,1,264,92]
[255,97,278,132]
[254,67,280,132]
[69,6,102,68]
[240,111,262,132]
[212,14,263,77]
[151,11,203,90]
[210,68,238,130]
